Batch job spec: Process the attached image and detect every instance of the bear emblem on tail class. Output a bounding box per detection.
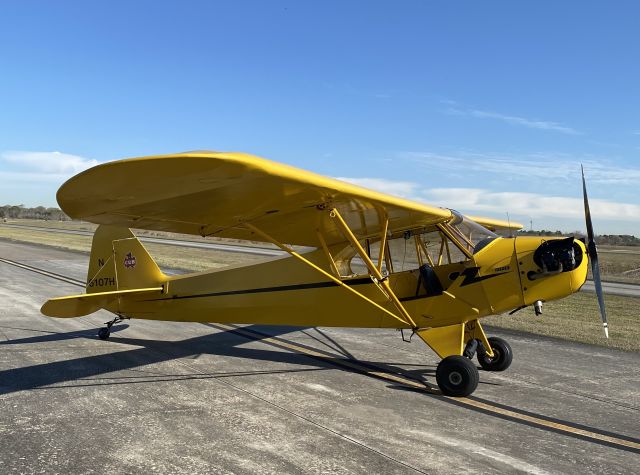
[124,252,137,269]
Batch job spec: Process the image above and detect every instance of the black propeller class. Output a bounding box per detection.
[581,165,609,338]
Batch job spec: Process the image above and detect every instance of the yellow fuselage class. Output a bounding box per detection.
[114,236,588,330]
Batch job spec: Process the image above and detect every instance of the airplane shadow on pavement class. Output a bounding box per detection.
[0,324,335,395]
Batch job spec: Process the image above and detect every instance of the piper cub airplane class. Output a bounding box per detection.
[41,152,608,397]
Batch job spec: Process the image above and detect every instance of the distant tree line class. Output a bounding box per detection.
[517,229,640,246]
[594,234,640,246]
[518,229,568,237]
[0,205,70,221]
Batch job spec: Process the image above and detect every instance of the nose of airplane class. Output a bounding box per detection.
[529,236,584,278]
[515,236,588,306]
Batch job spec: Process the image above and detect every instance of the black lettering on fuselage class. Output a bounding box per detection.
[98,258,105,267]
[87,277,116,288]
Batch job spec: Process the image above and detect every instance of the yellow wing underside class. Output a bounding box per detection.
[58,151,452,246]
[467,215,522,234]
[57,151,521,246]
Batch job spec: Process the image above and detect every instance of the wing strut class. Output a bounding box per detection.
[376,213,389,273]
[329,208,418,329]
[316,230,341,277]
[243,222,414,328]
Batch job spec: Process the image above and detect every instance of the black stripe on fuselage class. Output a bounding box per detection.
[145,277,374,302]
[144,270,502,303]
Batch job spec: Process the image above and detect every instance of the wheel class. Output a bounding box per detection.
[436,355,479,397]
[478,337,512,372]
[97,327,110,340]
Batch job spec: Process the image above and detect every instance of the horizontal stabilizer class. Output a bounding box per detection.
[41,287,163,318]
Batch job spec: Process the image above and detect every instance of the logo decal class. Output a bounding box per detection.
[124,252,137,269]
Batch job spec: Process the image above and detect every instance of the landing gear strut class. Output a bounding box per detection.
[463,339,478,359]
[462,336,513,372]
[97,315,126,340]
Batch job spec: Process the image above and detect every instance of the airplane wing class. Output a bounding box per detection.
[466,215,523,234]
[57,151,453,247]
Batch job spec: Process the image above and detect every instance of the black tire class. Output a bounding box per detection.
[436,355,479,397]
[98,328,110,340]
[478,337,512,372]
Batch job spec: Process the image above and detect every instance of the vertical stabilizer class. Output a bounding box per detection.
[112,237,165,290]
[86,225,165,293]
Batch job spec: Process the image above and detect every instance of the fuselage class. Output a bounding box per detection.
[112,235,589,330]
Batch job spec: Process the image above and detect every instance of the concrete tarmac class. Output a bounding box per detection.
[0,240,639,474]
[581,280,640,297]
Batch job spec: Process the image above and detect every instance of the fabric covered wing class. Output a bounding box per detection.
[57,151,452,247]
[467,215,524,234]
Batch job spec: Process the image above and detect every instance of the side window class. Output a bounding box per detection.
[374,231,468,273]
[346,228,470,277]
[386,235,420,272]
[421,231,468,266]
[359,236,423,274]
[349,240,391,276]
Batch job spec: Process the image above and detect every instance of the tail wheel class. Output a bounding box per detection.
[436,355,479,397]
[478,337,513,372]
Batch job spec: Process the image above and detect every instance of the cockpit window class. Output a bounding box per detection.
[346,211,498,277]
[356,228,470,275]
[445,210,498,254]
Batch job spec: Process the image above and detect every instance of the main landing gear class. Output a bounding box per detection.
[477,337,513,372]
[436,355,479,397]
[97,315,127,340]
[435,337,513,397]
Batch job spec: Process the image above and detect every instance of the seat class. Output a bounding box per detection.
[418,264,444,296]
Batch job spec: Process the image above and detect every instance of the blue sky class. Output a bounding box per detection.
[1,1,639,234]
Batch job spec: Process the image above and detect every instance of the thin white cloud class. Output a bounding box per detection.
[424,188,640,221]
[335,177,420,198]
[403,151,640,185]
[445,106,581,135]
[0,171,74,183]
[1,151,99,175]
[336,176,640,223]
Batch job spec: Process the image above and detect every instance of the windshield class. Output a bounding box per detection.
[445,210,498,254]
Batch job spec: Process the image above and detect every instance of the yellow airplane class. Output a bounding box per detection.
[41,152,608,397]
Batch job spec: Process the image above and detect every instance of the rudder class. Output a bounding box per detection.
[87,225,165,293]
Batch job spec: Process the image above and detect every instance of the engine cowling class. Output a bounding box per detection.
[515,236,588,305]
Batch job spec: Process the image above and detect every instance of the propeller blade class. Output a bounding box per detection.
[590,254,609,338]
[582,165,609,338]
[581,165,595,244]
